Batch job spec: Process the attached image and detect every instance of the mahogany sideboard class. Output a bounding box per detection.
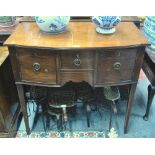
[4,21,149,134]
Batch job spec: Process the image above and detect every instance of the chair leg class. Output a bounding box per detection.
[41,112,46,133]
[111,101,117,114]
[85,103,91,127]
[60,114,64,131]
[62,107,67,130]
[32,103,39,130]
[46,114,50,130]
[97,108,103,119]
[109,101,117,131]
[56,115,61,131]
[109,106,113,132]
[143,84,155,121]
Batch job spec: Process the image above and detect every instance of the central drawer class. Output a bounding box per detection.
[60,51,95,85]
[60,51,94,70]
[17,48,57,84]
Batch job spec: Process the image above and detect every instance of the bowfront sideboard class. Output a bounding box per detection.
[4,21,149,134]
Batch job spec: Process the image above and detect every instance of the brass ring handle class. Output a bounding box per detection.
[33,62,41,71]
[113,62,121,70]
[73,54,81,67]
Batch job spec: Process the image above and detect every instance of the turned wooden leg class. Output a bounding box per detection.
[143,84,155,121]
[16,85,30,134]
[124,83,137,134]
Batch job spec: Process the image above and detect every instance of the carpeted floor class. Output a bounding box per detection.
[17,70,155,138]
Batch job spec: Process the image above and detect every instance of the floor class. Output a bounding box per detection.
[18,70,155,138]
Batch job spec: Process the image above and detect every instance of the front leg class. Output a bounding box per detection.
[16,84,30,135]
[124,83,137,134]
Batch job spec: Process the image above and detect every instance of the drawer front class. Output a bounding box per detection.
[60,51,94,70]
[96,49,137,84]
[60,71,93,85]
[17,49,57,84]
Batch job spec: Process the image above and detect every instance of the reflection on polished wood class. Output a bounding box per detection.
[5,22,148,49]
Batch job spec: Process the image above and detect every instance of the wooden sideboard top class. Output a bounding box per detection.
[4,22,149,49]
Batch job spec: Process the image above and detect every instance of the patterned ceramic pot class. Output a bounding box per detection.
[144,16,155,51]
[92,16,121,34]
[34,16,70,34]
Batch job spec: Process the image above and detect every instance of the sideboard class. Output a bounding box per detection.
[4,21,149,134]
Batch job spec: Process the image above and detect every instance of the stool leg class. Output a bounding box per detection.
[143,84,155,121]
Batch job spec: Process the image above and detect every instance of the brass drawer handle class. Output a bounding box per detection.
[113,62,121,70]
[73,54,81,67]
[33,62,41,71]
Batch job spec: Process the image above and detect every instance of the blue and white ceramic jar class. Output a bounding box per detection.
[92,16,121,34]
[34,16,70,34]
[144,16,155,51]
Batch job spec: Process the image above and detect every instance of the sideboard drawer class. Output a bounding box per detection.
[96,49,137,84]
[60,51,94,70]
[17,50,57,84]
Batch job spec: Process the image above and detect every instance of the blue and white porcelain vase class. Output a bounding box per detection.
[144,16,155,52]
[34,16,70,34]
[92,16,121,34]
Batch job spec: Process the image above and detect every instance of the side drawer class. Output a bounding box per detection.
[17,48,57,84]
[96,48,137,84]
